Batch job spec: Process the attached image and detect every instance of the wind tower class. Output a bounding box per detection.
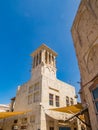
[7,44,78,130]
[31,44,57,80]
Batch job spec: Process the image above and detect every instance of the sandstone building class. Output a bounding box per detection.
[0,44,84,130]
[71,0,98,130]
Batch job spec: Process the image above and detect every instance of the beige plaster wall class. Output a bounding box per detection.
[71,0,98,129]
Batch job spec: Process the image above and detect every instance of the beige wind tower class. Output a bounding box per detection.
[1,44,79,130]
[31,44,57,80]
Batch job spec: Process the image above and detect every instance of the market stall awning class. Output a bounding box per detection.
[0,111,28,119]
[50,103,83,114]
[50,103,90,127]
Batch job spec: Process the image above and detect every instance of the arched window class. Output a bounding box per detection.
[39,51,41,64]
[45,51,47,63]
[70,98,74,105]
[66,96,69,106]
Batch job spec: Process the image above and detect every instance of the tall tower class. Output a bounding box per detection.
[7,44,78,130]
[31,44,57,80]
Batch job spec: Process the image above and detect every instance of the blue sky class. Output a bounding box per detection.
[0,0,81,104]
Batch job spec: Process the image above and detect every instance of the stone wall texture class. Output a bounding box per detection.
[72,0,98,130]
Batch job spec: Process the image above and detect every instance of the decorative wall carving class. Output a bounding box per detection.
[84,39,98,74]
